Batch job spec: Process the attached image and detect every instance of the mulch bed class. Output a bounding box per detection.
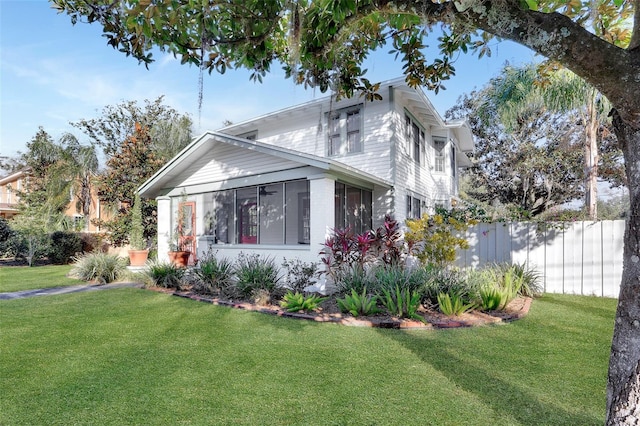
[147,286,532,330]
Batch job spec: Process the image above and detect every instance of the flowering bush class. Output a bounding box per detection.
[405,207,477,267]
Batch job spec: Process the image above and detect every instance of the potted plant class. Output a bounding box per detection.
[128,192,149,267]
[168,194,191,267]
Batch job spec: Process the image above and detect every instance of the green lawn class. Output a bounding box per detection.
[0,264,83,293]
[0,284,616,425]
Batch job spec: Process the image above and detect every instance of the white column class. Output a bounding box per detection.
[156,196,171,263]
[308,176,335,252]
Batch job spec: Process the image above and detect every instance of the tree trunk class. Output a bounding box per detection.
[585,93,598,220]
[606,110,640,425]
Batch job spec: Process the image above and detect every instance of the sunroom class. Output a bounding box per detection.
[138,131,392,266]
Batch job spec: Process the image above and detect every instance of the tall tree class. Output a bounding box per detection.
[52,1,640,422]
[94,123,164,245]
[71,96,193,160]
[447,87,585,218]
[59,133,100,230]
[18,127,70,219]
[486,63,621,219]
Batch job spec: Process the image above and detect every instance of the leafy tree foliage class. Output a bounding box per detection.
[94,123,163,246]
[17,128,71,225]
[71,96,193,160]
[52,0,640,422]
[447,77,585,218]
[479,63,625,219]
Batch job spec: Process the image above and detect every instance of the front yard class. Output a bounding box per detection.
[0,279,616,425]
[0,264,81,293]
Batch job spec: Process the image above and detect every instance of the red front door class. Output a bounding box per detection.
[238,202,257,244]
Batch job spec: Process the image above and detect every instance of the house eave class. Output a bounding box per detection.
[138,131,392,199]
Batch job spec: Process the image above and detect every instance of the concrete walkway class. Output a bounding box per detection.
[0,282,142,300]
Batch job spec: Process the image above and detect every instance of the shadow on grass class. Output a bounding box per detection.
[542,294,617,321]
[379,328,600,425]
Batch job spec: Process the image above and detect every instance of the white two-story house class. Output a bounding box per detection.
[138,77,474,266]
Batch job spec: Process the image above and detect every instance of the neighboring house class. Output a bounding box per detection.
[139,77,474,268]
[0,169,25,220]
[0,168,107,232]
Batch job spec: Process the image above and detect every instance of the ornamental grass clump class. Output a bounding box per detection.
[192,249,234,295]
[145,261,185,289]
[234,253,282,300]
[70,252,126,284]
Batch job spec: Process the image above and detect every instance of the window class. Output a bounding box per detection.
[405,113,425,164]
[406,195,422,219]
[433,137,446,173]
[285,180,310,244]
[329,107,362,156]
[335,182,372,234]
[451,145,456,177]
[212,180,309,245]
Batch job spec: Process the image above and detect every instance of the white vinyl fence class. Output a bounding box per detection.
[455,220,625,298]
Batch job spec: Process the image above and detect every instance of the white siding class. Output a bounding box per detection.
[166,143,303,188]
[230,98,395,183]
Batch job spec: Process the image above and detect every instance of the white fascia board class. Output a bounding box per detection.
[445,119,475,152]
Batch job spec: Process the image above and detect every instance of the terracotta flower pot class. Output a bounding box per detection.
[168,251,190,267]
[128,249,149,267]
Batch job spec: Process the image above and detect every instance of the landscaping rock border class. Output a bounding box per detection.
[153,287,532,329]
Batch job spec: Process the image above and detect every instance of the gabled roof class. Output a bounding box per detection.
[138,131,393,199]
[216,77,474,149]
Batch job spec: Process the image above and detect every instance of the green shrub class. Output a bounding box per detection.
[478,285,505,311]
[234,253,282,299]
[337,287,380,317]
[380,285,424,322]
[279,291,327,312]
[420,267,474,309]
[437,291,475,316]
[145,261,185,289]
[281,257,318,293]
[192,250,234,295]
[507,262,542,297]
[333,264,370,295]
[405,207,477,267]
[70,252,126,284]
[371,265,426,294]
[78,232,108,253]
[48,231,83,264]
[129,192,146,250]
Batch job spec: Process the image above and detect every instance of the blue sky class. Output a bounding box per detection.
[0,0,539,160]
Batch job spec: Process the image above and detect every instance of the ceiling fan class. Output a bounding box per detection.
[259,186,278,196]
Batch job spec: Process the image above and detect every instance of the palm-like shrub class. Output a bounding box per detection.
[380,284,424,323]
[337,287,380,317]
[145,261,185,289]
[71,252,126,284]
[279,291,327,312]
[437,291,475,316]
[234,253,282,300]
[192,251,234,295]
